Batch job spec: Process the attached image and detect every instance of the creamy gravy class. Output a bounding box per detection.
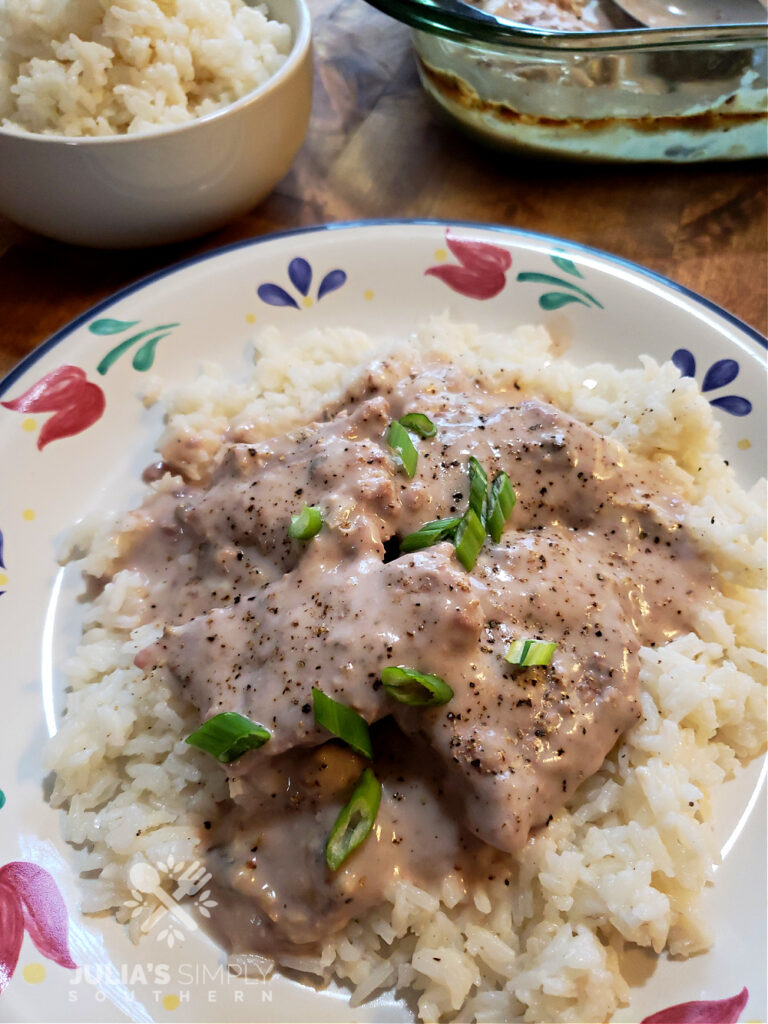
[124,358,715,954]
[204,720,490,954]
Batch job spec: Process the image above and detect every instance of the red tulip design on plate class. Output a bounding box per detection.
[425,231,512,299]
[0,861,77,994]
[1,366,105,450]
[641,988,749,1024]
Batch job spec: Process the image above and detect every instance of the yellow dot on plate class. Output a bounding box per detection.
[433,248,447,261]
[245,313,256,324]
[737,438,751,450]
[0,573,8,587]
[302,296,313,308]
[22,418,37,432]
[23,963,46,984]
[364,289,375,301]
[162,994,180,1012]
[22,508,35,521]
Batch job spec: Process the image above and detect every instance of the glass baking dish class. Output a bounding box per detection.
[361,0,768,161]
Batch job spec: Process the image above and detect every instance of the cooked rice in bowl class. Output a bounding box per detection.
[48,317,767,1023]
[0,0,292,136]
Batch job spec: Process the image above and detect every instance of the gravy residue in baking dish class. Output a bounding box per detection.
[472,0,623,31]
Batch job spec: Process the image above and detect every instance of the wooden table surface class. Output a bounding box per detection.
[1,0,766,379]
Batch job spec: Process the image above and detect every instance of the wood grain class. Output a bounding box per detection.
[1,0,766,380]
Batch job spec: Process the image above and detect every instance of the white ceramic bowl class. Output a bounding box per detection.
[0,0,312,248]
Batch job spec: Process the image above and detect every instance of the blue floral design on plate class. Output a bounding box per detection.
[671,350,752,416]
[258,258,347,310]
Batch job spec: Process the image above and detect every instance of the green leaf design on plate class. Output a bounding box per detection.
[97,329,157,375]
[89,318,139,335]
[97,322,180,375]
[516,272,603,310]
[539,292,588,310]
[132,332,174,372]
[550,254,583,278]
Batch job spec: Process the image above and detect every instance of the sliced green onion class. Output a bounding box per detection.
[289,504,323,540]
[400,515,462,554]
[468,456,489,524]
[504,639,558,667]
[486,473,516,543]
[398,412,437,439]
[454,507,485,571]
[387,420,418,478]
[325,767,381,871]
[381,665,454,707]
[312,688,372,759]
[185,712,271,763]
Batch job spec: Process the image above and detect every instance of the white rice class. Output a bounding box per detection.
[0,0,292,136]
[49,316,767,1023]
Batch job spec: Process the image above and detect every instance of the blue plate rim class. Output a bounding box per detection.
[1,218,765,401]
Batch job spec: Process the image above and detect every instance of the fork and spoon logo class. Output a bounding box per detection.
[125,856,217,948]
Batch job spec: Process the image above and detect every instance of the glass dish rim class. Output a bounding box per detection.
[364,0,768,51]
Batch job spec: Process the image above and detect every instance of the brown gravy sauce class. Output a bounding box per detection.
[118,357,715,956]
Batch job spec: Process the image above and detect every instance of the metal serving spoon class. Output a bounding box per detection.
[609,0,767,28]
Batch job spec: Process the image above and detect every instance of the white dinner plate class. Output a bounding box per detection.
[0,221,765,1024]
